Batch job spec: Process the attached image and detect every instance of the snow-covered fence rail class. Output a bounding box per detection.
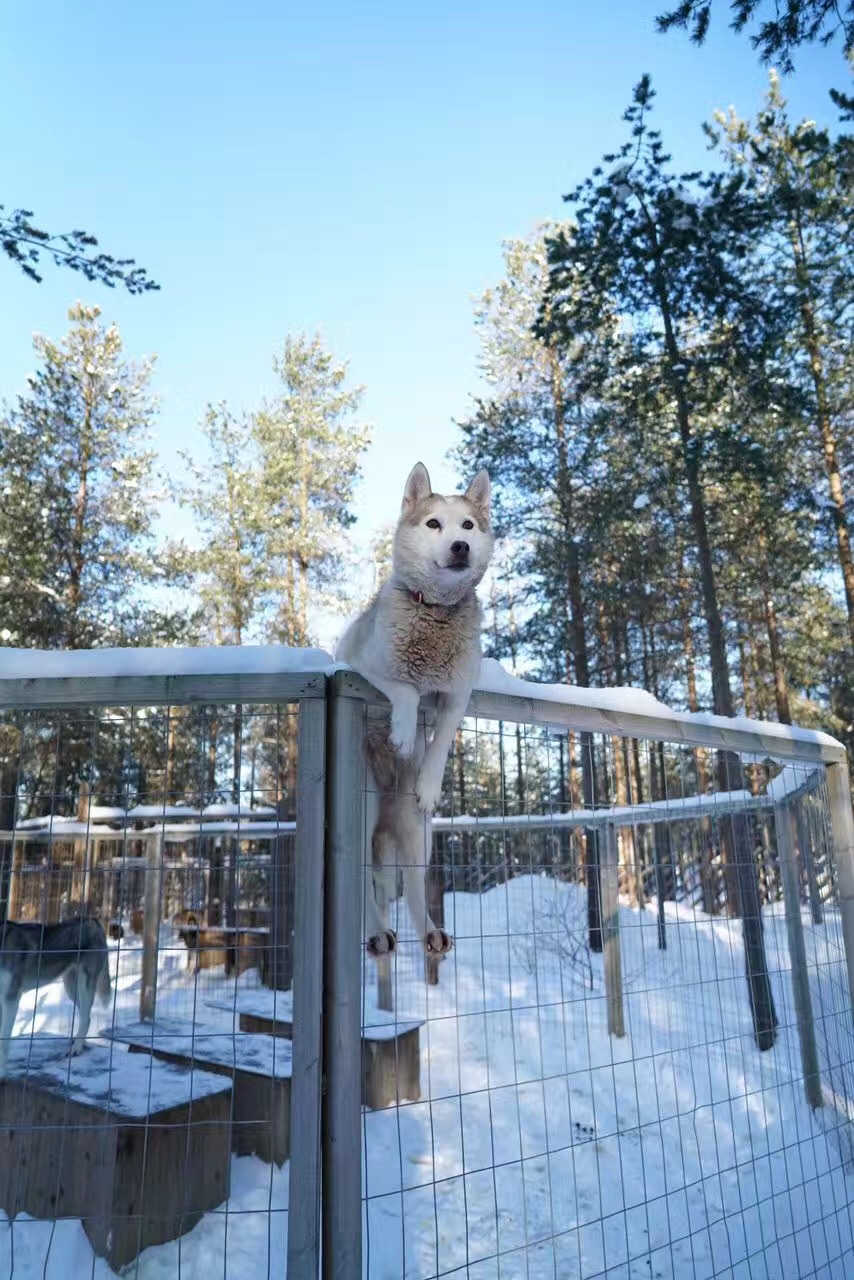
[0,647,851,1279]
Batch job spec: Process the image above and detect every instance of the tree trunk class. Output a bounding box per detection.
[757,531,791,724]
[642,214,777,1048]
[749,633,772,719]
[611,620,639,901]
[551,349,601,951]
[71,781,91,910]
[299,459,309,645]
[0,747,20,922]
[454,727,467,813]
[678,562,715,912]
[207,715,219,801]
[737,628,757,719]
[165,709,179,804]
[67,373,93,646]
[790,214,854,647]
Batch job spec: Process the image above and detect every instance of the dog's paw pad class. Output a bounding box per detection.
[425,929,453,955]
[390,729,416,758]
[415,774,442,813]
[367,929,397,957]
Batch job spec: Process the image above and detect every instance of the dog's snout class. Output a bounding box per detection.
[450,540,469,557]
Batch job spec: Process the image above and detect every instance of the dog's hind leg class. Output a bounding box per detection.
[0,978,20,1080]
[398,800,453,957]
[0,962,22,1080]
[63,966,94,1056]
[401,862,453,957]
[364,827,397,957]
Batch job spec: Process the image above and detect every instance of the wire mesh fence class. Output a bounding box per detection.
[346,678,854,1280]
[0,658,851,1279]
[0,672,322,1280]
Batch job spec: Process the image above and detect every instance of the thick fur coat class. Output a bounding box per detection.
[336,462,493,959]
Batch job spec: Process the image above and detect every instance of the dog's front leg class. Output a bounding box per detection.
[0,993,20,1080]
[368,676,420,759]
[415,689,470,813]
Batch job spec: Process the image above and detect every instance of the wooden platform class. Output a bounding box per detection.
[207,990,423,1109]
[0,1035,232,1272]
[177,924,271,980]
[103,1019,292,1166]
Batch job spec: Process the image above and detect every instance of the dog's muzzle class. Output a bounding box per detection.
[447,540,470,570]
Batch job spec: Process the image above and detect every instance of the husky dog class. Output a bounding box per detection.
[0,917,111,1079]
[337,462,493,957]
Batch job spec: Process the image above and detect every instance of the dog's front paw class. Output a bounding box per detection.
[415,766,442,813]
[367,929,397,957]
[389,716,416,759]
[424,929,453,956]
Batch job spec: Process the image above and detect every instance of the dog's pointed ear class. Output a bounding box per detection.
[464,470,491,521]
[402,462,431,512]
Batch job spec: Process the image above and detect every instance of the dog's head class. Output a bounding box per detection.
[393,462,494,604]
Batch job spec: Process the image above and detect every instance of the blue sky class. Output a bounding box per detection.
[0,0,842,623]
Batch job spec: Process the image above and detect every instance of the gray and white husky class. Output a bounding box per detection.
[337,462,493,958]
[0,916,111,1078]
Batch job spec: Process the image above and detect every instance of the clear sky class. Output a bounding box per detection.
[0,0,842,639]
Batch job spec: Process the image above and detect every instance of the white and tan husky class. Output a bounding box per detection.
[336,462,493,959]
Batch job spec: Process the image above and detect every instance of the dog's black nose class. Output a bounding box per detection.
[450,541,469,557]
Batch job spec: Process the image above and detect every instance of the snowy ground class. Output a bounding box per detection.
[3,879,854,1279]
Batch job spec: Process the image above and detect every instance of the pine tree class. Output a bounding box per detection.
[179,405,265,646]
[179,333,371,647]
[539,79,780,1047]
[656,1,854,70]
[1,205,158,292]
[253,334,371,644]
[456,229,619,949]
[0,303,182,649]
[710,72,854,648]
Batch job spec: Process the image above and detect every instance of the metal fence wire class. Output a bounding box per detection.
[0,657,852,1280]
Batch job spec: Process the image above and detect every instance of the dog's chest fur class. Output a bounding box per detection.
[386,589,481,691]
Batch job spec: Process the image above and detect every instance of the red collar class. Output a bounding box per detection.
[403,588,439,606]
[394,583,442,607]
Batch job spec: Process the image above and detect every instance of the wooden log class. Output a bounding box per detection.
[232,1006,421,1109]
[359,1024,422,1109]
[140,833,164,1020]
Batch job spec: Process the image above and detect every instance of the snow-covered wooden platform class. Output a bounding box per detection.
[207,989,424,1108]
[102,1018,292,1165]
[0,1035,232,1271]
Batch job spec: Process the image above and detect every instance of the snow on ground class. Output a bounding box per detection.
[358,881,854,1279]
[2,880,854,1278]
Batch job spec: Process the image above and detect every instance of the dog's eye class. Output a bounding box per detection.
[461,519,474,530]
[426,518,441,530]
